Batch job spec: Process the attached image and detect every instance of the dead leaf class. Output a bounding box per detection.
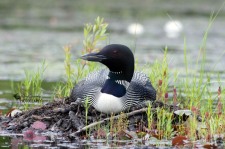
[123,130,138,139]
[203,143,217,149]
[6,108,15,117]
[172,135,187,146]
[191,106,199,115]
[6,108,22,117]
[116,130,131,140]
[93,128,106,139]
[149,129,163,140]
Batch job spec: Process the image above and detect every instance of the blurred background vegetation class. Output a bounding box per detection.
[0,0,225,31]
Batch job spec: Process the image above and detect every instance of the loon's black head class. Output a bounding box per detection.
[81,44,134,82]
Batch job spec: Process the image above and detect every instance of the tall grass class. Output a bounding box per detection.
[14,61,47,110]
[77,16,108,81]
[143,9,225,141]
[185,11,224,140]
[148,47,169,101]
[53,17,108,98]
[83,16,108,53]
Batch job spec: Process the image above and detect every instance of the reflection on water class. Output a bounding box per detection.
[0,134,172,148]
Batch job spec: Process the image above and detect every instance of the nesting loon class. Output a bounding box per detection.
[70,44,156,114]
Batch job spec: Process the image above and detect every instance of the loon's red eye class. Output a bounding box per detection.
[112,50,118,56]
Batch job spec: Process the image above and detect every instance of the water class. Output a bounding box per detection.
[1,0,225,148]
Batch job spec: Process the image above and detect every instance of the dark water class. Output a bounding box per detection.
[1,0,225,148]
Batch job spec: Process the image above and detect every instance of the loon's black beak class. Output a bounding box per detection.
[80,52,107,62]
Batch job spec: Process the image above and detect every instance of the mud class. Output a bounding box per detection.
[0,98,185,140]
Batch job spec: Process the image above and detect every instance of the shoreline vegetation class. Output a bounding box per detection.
[0,16,225,148]
[1,0,225,35]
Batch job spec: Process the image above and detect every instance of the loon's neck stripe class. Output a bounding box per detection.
[106,75,130,89]
[115,80,130,89]
[101,79,126,97]
[108,71,128,81]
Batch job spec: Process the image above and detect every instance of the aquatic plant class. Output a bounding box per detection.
[137,9,225,145]
[14,61,47,110]
[64,45,75,97]
[53,45,76,98]
[156,108,173,139]
[75,16,108,81]
[53,17,108,98]
[83,16,108,53]
[146,103,153,129]
[84,97,91,135]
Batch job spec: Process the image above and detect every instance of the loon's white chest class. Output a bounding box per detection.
[94,93,124,114]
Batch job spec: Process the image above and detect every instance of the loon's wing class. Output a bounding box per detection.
[125,71,156,107]
[70,69,108,103]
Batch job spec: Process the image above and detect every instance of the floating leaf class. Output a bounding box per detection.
[31,121,47,130]
[23,129,46,142]
[23,129,36,141]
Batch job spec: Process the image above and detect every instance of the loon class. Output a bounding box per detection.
[70,44,156,114]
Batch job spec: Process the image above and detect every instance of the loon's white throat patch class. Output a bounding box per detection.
[94,93,124,114]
